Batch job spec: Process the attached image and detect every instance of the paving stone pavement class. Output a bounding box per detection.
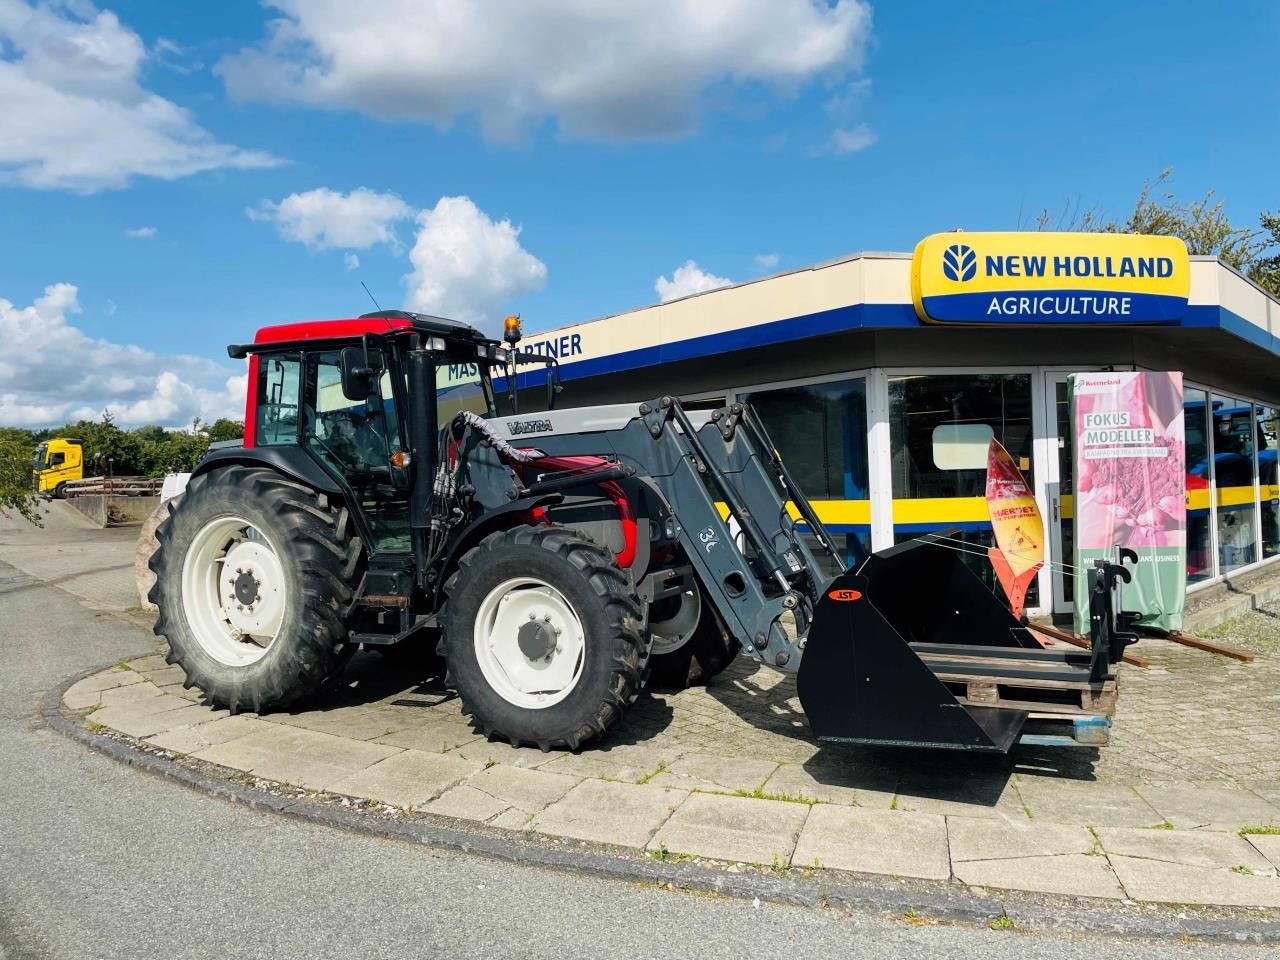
[63,646,1280,910]
[20,507,1280,910]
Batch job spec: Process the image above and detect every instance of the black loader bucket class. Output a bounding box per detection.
[796,534,1137,753]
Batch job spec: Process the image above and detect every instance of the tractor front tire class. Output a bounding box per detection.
[443,526,645,751]
[647,597,739,689]
[149,465,361,714]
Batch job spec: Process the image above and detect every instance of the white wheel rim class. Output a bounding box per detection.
[648,587,701,656]
[473,577,586,709]
[181,516,287,667]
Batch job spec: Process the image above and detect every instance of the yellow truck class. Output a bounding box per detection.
[32,437,84,497]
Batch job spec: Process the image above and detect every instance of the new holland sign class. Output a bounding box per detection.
[911,232,1190,324]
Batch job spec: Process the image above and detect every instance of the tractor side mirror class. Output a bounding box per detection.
[340,347,384,401]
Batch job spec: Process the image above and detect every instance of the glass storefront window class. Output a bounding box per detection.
[1212,394,1258,574]
[1184,387,1213,583]
[888,373,1034,497]
[747,379,869,499]
[888,373,1035,603]
[745,377,870,569]
[1258,405,1280,560]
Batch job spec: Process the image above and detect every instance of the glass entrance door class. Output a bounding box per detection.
[1044,373,1075,613]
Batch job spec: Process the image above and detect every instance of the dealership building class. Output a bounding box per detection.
[501,233,1280,620]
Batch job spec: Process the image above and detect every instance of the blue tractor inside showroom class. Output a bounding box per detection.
[150,310,1137,753]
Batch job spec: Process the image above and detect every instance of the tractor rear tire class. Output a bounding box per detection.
[443,525,645,751]
[647,598,739,689]
[148,465,361,714]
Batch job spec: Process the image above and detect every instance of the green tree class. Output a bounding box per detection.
[61,413,142,476]
[1121,170,1265,269]
[1249,211,1280,298]
[206,418,245,443]
[0,428,40,524]
[1034,169,1279,298]
[136,433,209,476]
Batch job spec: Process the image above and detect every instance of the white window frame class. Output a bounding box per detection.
[710,363,1280,617]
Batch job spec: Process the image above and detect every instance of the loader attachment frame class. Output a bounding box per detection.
[506,396,1140,753]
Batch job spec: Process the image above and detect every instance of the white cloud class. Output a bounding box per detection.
[124,226,156,238]
[343,252,360,271]
[248,187,414,250]
[753,252,780,269]
[0,283,245,428]
[218,0,873,141]
[828,123,877,154]
[655,261,732,302]
[405,196,546,332]
[0,1,280,192]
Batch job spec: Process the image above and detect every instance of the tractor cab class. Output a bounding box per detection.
[220,310,558,557]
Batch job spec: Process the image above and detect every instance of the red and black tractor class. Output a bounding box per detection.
[150,310,1137,752]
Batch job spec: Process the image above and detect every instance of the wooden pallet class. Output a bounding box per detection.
[910,644,1118,718]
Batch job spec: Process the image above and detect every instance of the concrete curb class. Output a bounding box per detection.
[1185,565,1280,633]
[43,666,1280,946]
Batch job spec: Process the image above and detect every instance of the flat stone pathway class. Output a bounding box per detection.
[65,648,1280,910]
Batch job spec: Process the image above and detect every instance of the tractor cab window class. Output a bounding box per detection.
[304,350,402,481]
[256,355,302,445]
[301,350,409,553]
[436,355,497,427]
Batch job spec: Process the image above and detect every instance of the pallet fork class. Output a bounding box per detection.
[796,540,1139,751]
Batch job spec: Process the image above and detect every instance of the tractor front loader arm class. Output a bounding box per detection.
[620,396,836,671]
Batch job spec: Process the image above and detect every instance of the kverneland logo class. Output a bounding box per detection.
[507,419,553,435]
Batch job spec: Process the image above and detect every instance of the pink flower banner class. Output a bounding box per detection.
[1071,371,1186,632]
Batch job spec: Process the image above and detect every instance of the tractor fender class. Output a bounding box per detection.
[431,492,564,607]
[191,446,342,494]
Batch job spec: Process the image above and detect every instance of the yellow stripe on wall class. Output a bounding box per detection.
[714,500,872,525]
[1217,485,1259,508]
[713,486,1273,531]
[892,497,989,524]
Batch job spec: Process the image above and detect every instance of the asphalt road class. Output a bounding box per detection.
[0,556,1267,960]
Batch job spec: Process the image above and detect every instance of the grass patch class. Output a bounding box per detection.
[1230,865,1255,876]
[1147,820,1175,830]
[1086,826,1104,856]
[901,907,938,928]
[989,912,1015,931]
[647,842,694,864]
[1012,781,1033,820]
[635,761,667,785]
[731,785,817,805]
[1239,822,1280,836]
[483,759,497,770]
[85,722,106,734]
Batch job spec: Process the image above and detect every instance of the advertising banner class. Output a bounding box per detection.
[1071,372,1186,633]
[984,438,1044,620]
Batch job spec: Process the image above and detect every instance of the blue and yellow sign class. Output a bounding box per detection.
[911,232,1190,324]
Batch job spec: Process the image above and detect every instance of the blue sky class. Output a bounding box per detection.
[1,0,1277,427]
